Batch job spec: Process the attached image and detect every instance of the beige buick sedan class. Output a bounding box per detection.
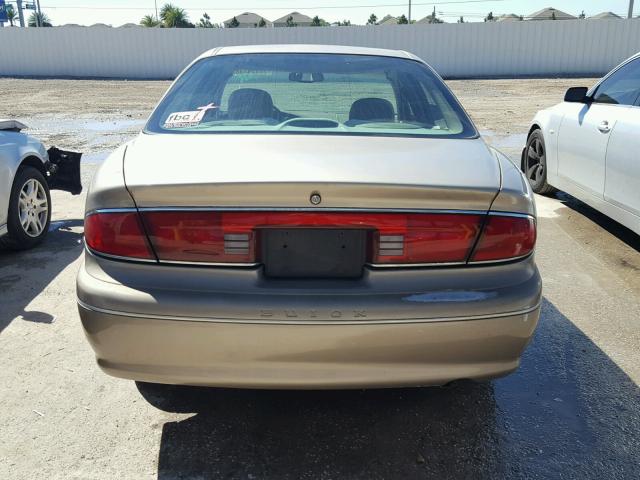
[77,45,541,389]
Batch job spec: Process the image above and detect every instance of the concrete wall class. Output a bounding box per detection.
[1,19,639,79]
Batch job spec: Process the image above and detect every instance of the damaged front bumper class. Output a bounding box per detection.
[46,147,83,195]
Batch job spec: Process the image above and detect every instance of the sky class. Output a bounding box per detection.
[6,0,638,26]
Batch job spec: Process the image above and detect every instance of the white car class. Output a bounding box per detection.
[0,120,82,249]
[523,52,640,236]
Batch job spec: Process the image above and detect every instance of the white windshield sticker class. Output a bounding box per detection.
[163,103,217,129]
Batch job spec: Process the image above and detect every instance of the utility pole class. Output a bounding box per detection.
[36,0,41,26]
[629,0,635,19]
[16,0,25,27]
[408,0,412,23]
[154,0,158,20]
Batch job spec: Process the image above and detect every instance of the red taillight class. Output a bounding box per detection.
[139,211,484,265]
[86,210,535,266]
[470,215,536,262]
[84,212,155,260]
[371,213,483,264]
[141,211,255,263]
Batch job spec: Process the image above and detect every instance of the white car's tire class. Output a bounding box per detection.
[524,129,557,196]
[0,166,51,250]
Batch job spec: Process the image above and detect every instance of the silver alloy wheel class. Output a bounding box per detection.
[18,178,49,237]
[526,137,545,185]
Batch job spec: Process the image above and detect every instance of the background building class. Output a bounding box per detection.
[273,12,313,27]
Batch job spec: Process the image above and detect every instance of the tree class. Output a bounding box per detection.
[397,14,408,24]
[551,12,557,20]
[311,15,328,26]
[28,12,52,27]
[6,5,17,26]
[457,16,465,24]
[197,12,214,28]
[160,3,193,28]
[367,14,378,25]
[285,15,296,27]
[335,19,351,26]
[258,18,267,27]
[578,10,586,19]
[140,15,161,27]
[484,11,495,22]
[227,16,240,28]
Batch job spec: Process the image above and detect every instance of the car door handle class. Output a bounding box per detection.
[597,121,611,133]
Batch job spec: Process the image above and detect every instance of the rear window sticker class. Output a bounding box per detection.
[163,103,218,129]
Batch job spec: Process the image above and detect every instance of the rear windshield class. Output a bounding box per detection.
[145,53,477,138]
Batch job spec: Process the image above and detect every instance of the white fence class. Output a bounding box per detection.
[1,19,639,79]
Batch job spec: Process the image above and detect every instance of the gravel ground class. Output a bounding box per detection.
[1,77,639,480]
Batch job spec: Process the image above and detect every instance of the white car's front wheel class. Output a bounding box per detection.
[524,130,556,196]
[0,166,51,250]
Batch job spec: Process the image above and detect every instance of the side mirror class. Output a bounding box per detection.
[564,87,590,103]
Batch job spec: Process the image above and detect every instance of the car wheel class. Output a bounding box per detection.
[524,130,556,196]
[0,166,51,250]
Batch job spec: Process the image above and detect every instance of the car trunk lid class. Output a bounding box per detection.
[123,133,500,211]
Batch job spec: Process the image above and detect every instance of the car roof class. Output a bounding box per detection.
[197,44,421,62]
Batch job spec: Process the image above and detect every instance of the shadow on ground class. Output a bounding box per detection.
[0,219,83,333]
[555,191,640,252]
[137,299,640,479]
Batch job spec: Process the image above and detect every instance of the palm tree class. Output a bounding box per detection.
[397,14,408,24]
[285,15,296,27]
[28,12,52,27]
[367,14,378,25]
[6,5,17,26]
[140,15,161,27]
[226,16,239,28]
[160,3,192,28]
[258,18,267,27]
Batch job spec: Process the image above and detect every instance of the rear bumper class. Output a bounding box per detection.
[77,252,542,388]
[79,303,539,388]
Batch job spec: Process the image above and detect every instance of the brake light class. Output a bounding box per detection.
[139,211,484,265]
[141,211,255,263]
[85,210,535,266]
[470,215,536,262]
[371,213,482,264]
[84,212,155,260]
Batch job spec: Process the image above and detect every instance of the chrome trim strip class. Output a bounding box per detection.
[85,245,158,264]
[135,206,489,215]
[368,261,467,268]
[89,206,536,219]
[88,207,138,216]
[488,211,535,220]
[89,255,531,269]
[468,252,534,265]
[77,298,541,326]
[159,259,259,267]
